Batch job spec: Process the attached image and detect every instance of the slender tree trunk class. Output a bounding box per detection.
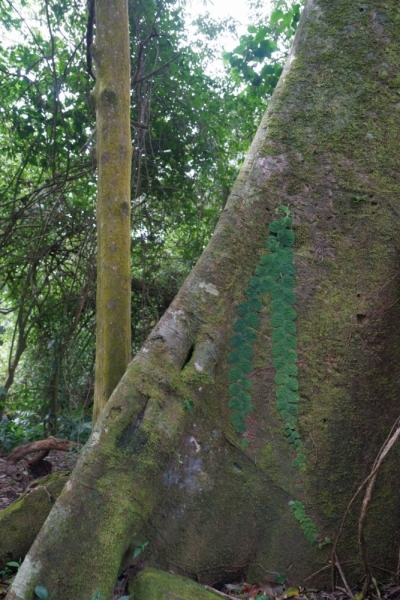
[6,1,400,598]
[92,0,132,424]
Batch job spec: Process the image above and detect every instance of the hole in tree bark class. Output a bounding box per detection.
[181,344,195,370]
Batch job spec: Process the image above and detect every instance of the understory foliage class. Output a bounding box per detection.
[0,0,300,447]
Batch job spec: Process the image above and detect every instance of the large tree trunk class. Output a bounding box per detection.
[6,1,400,598]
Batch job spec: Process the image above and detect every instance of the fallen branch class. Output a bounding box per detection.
[7,436,78,465]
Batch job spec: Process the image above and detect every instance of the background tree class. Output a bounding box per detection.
[91,0,132,423]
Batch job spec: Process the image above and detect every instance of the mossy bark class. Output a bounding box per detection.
[6,1,400,598]
[92,0,132,423]
[0,473,69,569]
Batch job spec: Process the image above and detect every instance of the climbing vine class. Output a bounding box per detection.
[228,206,305,469]
[228,206,329,547]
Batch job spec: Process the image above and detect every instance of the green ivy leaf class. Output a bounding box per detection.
[250,277,273,295]
[244,312,260,328]
[228,367,244,381]
[236,301,252,315]
[245,287,259,300]
[273,356,286,370]
[272,341,287,357]
[271,313,285,327]
[277,363,298,377]
[277,229,295,246]
[228,349,241,363]
[280,262,296,275]
[281,274,295,289]
[275,205,291,217]
[248,297,263,312]
[268,219,287,233]
[254,266,268,277]
[231,411,246,432]
[229,383,243,396]
[259,253,279,266]
[285,377,299,391]
[275,248,293,264]
[234,319,250,334]
[230,330,257,346]
[238,376,252,389]
[286,403,299,415]
[237,358,253,373]
[265,237,280,251]
[276,386,299,403]
[276,397,288,411]
[271,286,296,305]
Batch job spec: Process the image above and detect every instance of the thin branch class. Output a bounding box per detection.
[132,52,181,85]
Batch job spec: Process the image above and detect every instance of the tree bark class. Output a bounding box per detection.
[92,0,132,424]
[6,1,400,598]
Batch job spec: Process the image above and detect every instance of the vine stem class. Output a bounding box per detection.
[332,415,400,596]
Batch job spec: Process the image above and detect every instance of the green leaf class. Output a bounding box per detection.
[275,248,293,263]
[230,329,256,346]
[277,363,298,377]
[265,237,280,251]
[276,397,288,411]
[285,377,299,391]
[229,383,243,397]
[245,287,259,300]
[234,319,250,334]
[238,376,252,389]
[248,297,263,312]
[281,274,295,289]
[271,285,296,305]
[259,252,279,266]
[228,367,243,381]
[236,301,252,315]
[228,349,241,363]
[271,313,285,327]
[254,266,269,277]
[273,324,297,339]
[268,219,287,233]
[275,205,291,217]
[273,356,286,370]
[231,412,247,433]
[276,386,299,404]
[244,312,260,328]
[34,587,49,600]
[280,262,296,276]
[277,229,295,246]
[272,341,287,356]
[237,358,253,373]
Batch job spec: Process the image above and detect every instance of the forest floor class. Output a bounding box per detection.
[0,448,79,510]
[0,450,398,600]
